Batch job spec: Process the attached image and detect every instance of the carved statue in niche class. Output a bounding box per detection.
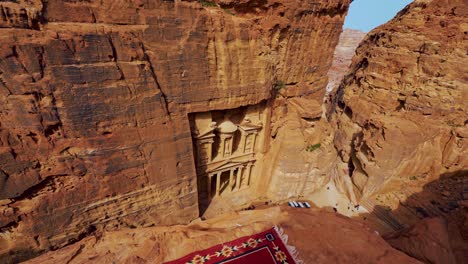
[238,117,262,155]
[245,135,253,153]
[217,117,237,158]
[224,140,231,157]
[192,120,217,168]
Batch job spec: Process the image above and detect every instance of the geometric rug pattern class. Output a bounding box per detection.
[164,227,297,264]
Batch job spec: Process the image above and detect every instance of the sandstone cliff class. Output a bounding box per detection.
[0,0,351,262]
[326,28,366,94]
[2,0,466,262]
[332,0,467,229]
[384,217,462,264]
[260,29,367,207]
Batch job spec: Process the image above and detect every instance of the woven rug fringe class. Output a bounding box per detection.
[274,226,304,264]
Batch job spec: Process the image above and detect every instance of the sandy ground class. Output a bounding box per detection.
[308,181,368,217]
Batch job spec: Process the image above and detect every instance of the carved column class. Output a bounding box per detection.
[219,138,226,159]
[216,172,221,196]
[207,174,212,198]
[206,140,213,162]
[251,132,258,152]
[246,163,253,187]
[194,133,215,165]
[242,133,248,153]
[244,134,252,153]
[229,169,235,190]
[229,137,234,156]
[236,166,243,190]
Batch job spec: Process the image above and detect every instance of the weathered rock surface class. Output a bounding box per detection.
[321,6,468,264]
[384,217,464,264]
[332,0,467,211]
[3,0,466,262]
[326,28,366,94]
[263,29,366,202]
[23,206,421,264]
[0,0,351,262]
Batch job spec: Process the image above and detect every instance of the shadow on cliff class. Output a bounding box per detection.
[357,169,467,263]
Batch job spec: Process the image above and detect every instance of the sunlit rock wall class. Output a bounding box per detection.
[0,0,351,262]
[333,0,467,203]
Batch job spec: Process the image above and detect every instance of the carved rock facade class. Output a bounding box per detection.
[190,103,267,212]
[0,0,351,262]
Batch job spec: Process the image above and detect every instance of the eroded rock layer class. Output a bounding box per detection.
[326,28,366,94]
[333,0,467,223]
[0,0,351,262]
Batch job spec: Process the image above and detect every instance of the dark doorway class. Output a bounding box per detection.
[219,170,230,195]
[210,174,216,198]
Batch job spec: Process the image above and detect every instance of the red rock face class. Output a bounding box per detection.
[0,0,351,262]
[384,217,459,264]
[326,28,366,94]
[332,0,467,219]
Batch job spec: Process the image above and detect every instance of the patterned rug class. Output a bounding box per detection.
[164,227,299,264]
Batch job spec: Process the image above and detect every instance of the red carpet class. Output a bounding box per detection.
[165,227,297,264]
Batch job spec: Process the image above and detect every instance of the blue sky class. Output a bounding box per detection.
[344,0,413,32]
